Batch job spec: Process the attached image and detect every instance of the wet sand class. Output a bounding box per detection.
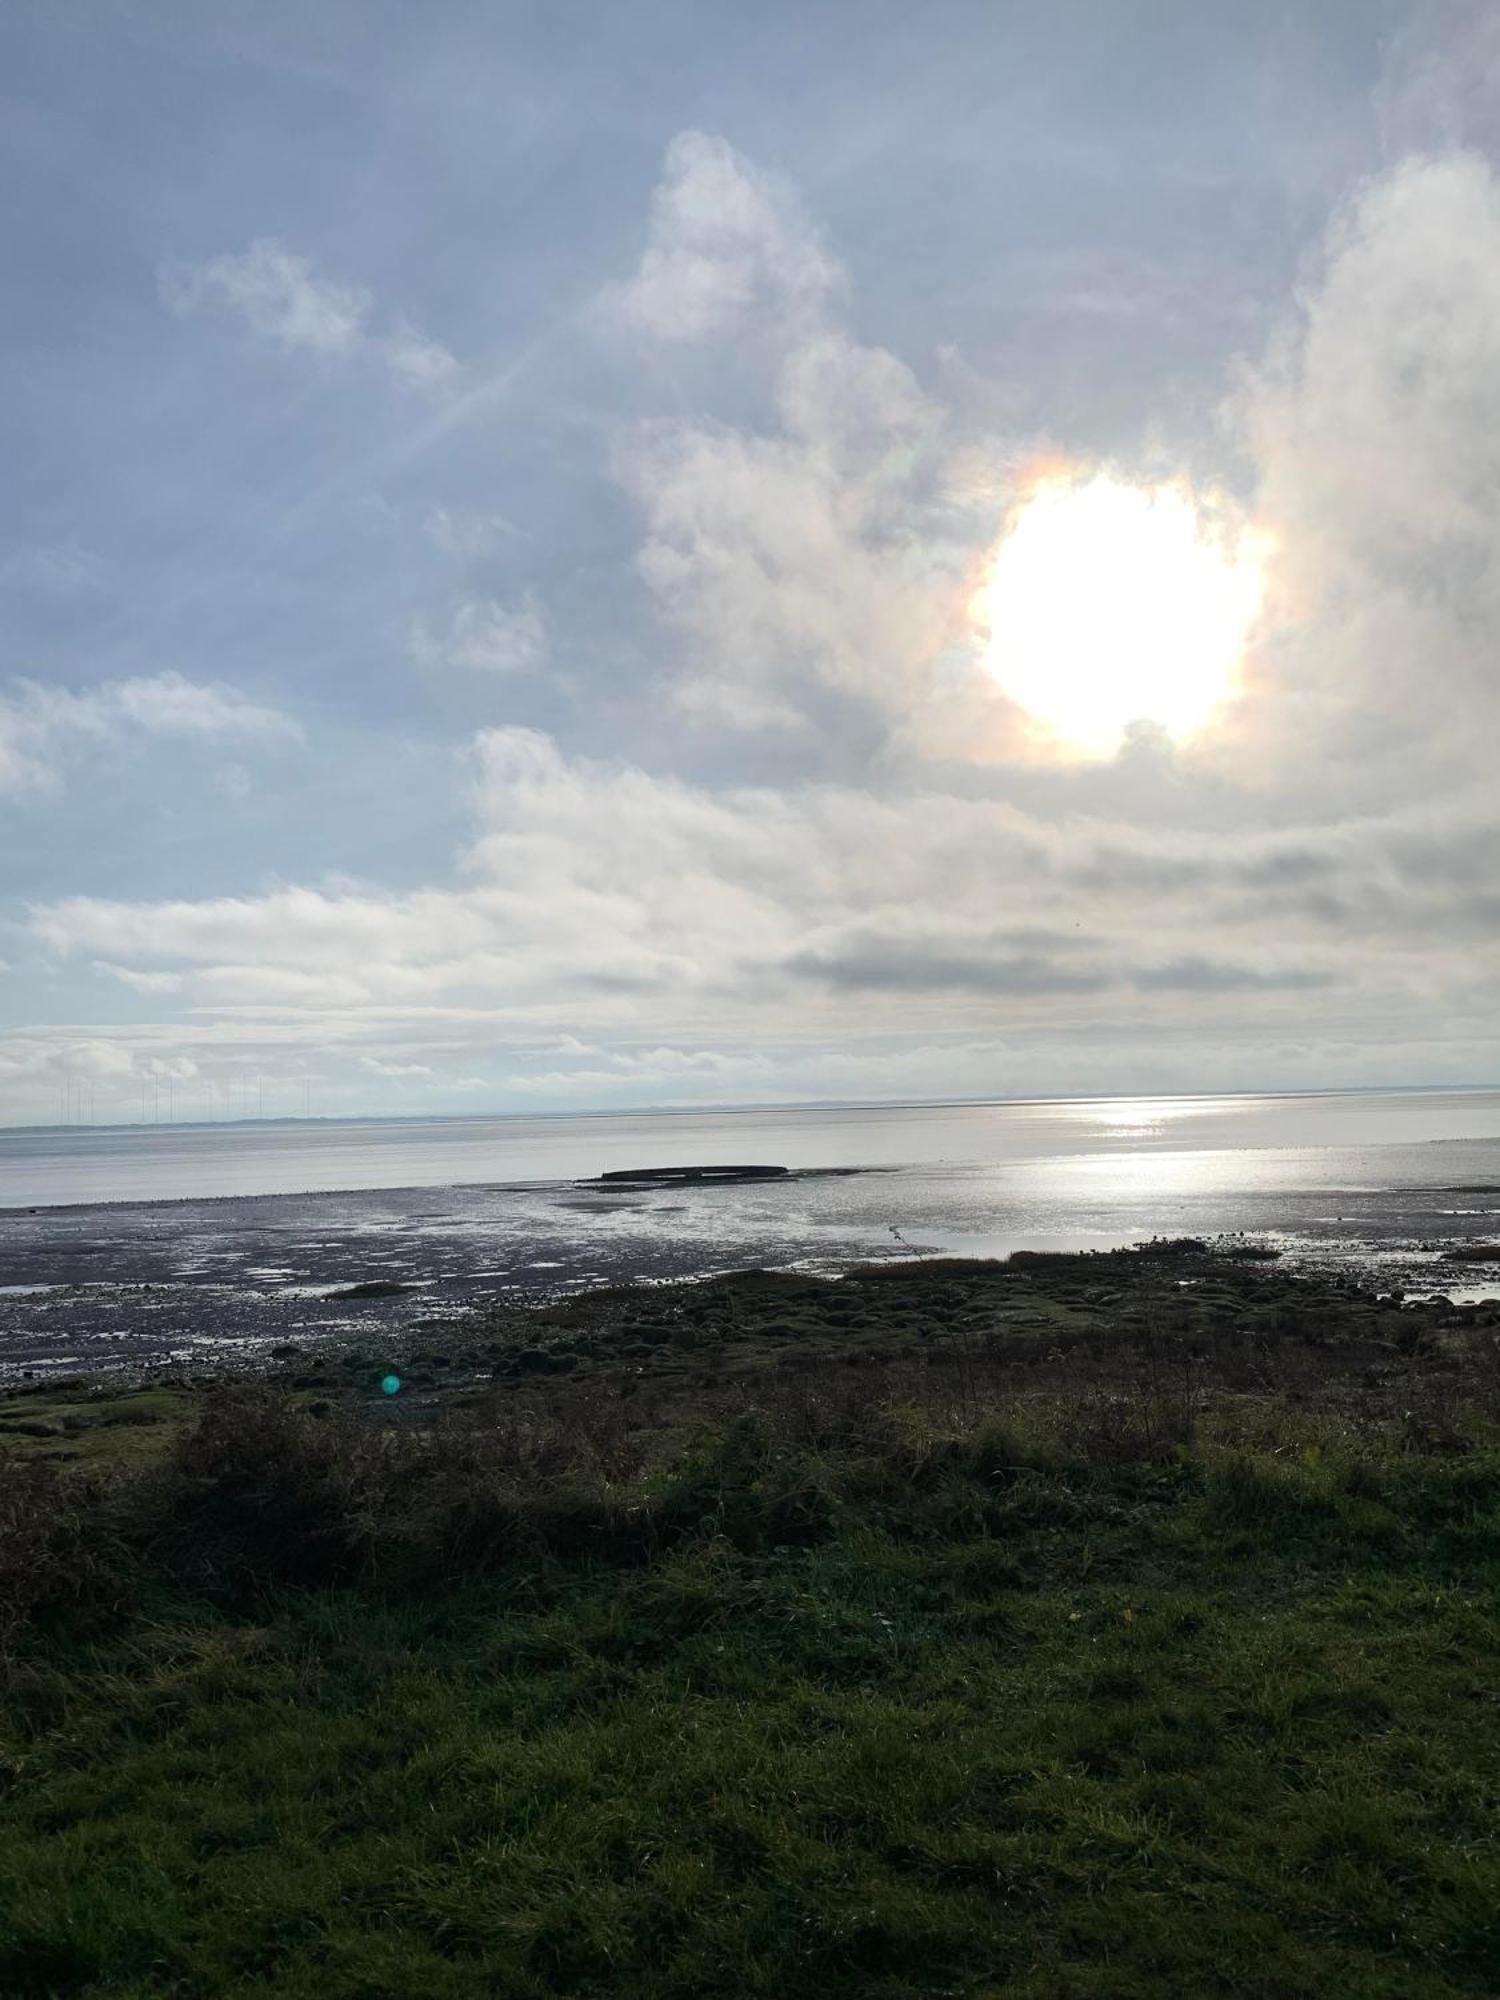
[0,1170,896,1378]
[3,1158,1500,1380]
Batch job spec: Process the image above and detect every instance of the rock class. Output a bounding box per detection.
[590,1165,791,1188]
[325,1279,412,1300]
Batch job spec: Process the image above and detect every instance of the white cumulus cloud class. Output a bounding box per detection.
[1234,150,1500,799]
[607,131,839,341]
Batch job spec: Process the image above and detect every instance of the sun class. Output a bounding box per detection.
[971,471,1268,759]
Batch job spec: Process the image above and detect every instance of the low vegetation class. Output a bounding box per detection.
[3,1245,1500,1996]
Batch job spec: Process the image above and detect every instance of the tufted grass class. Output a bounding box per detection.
[3,1365,1500,1996]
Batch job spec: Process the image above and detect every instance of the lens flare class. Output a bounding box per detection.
[972,472,1268,758]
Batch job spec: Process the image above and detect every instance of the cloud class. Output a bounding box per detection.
[1131,957,1332,993]
[13,135,1500,1118]
[381,321,460,390]
[94,962,184,995]
[608,132,1500,793]
[505,1044,775,1096]
[357,1055,435,1079]
[0,671,299,796]
[1231,151,1500,797]
[163,237,458,390]
[1377,2,1500,156]
[0,541,106,597]
[612,136,966,736]
[424,507,522,557]
[621,345,959,734]
[607,130,839,341]
[101,673,298,741]
[786,935,1335,1000]
[28,725,1495,1070]
[787,942,1110,996]
[411,595,548,675]
[163,238,368,355]
[0,1034,147,1083]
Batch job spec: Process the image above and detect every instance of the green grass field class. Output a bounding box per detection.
[3,1248,1499,1997]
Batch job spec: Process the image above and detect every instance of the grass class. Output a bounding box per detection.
[0,1385,203,1471]
[3,1246,1500,1996]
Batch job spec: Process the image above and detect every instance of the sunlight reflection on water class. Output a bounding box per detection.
[5,1088,1500,1209]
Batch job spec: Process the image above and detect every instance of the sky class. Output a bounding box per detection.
[3,0,1500,1126]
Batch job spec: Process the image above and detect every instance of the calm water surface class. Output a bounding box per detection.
[6,1088,1500,1209]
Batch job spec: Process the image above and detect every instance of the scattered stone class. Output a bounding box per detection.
[324,1279,412,1300]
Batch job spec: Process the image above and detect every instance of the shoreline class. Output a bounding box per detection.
[2,1152,1499,1383]
[3,1229,1500,1409]
[3,1234,1500,1466]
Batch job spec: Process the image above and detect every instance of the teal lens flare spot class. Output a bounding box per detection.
[381,1373,402,1396]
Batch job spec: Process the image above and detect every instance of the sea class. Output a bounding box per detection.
[2,1088,1499,1375]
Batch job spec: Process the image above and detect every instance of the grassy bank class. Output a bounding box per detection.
[3,1247,1500,1997]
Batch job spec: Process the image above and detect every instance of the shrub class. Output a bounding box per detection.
[151,1385,381,1593]
[0,1456,132,1667]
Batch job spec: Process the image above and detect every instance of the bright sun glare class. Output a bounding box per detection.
[972,472,1268,759]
